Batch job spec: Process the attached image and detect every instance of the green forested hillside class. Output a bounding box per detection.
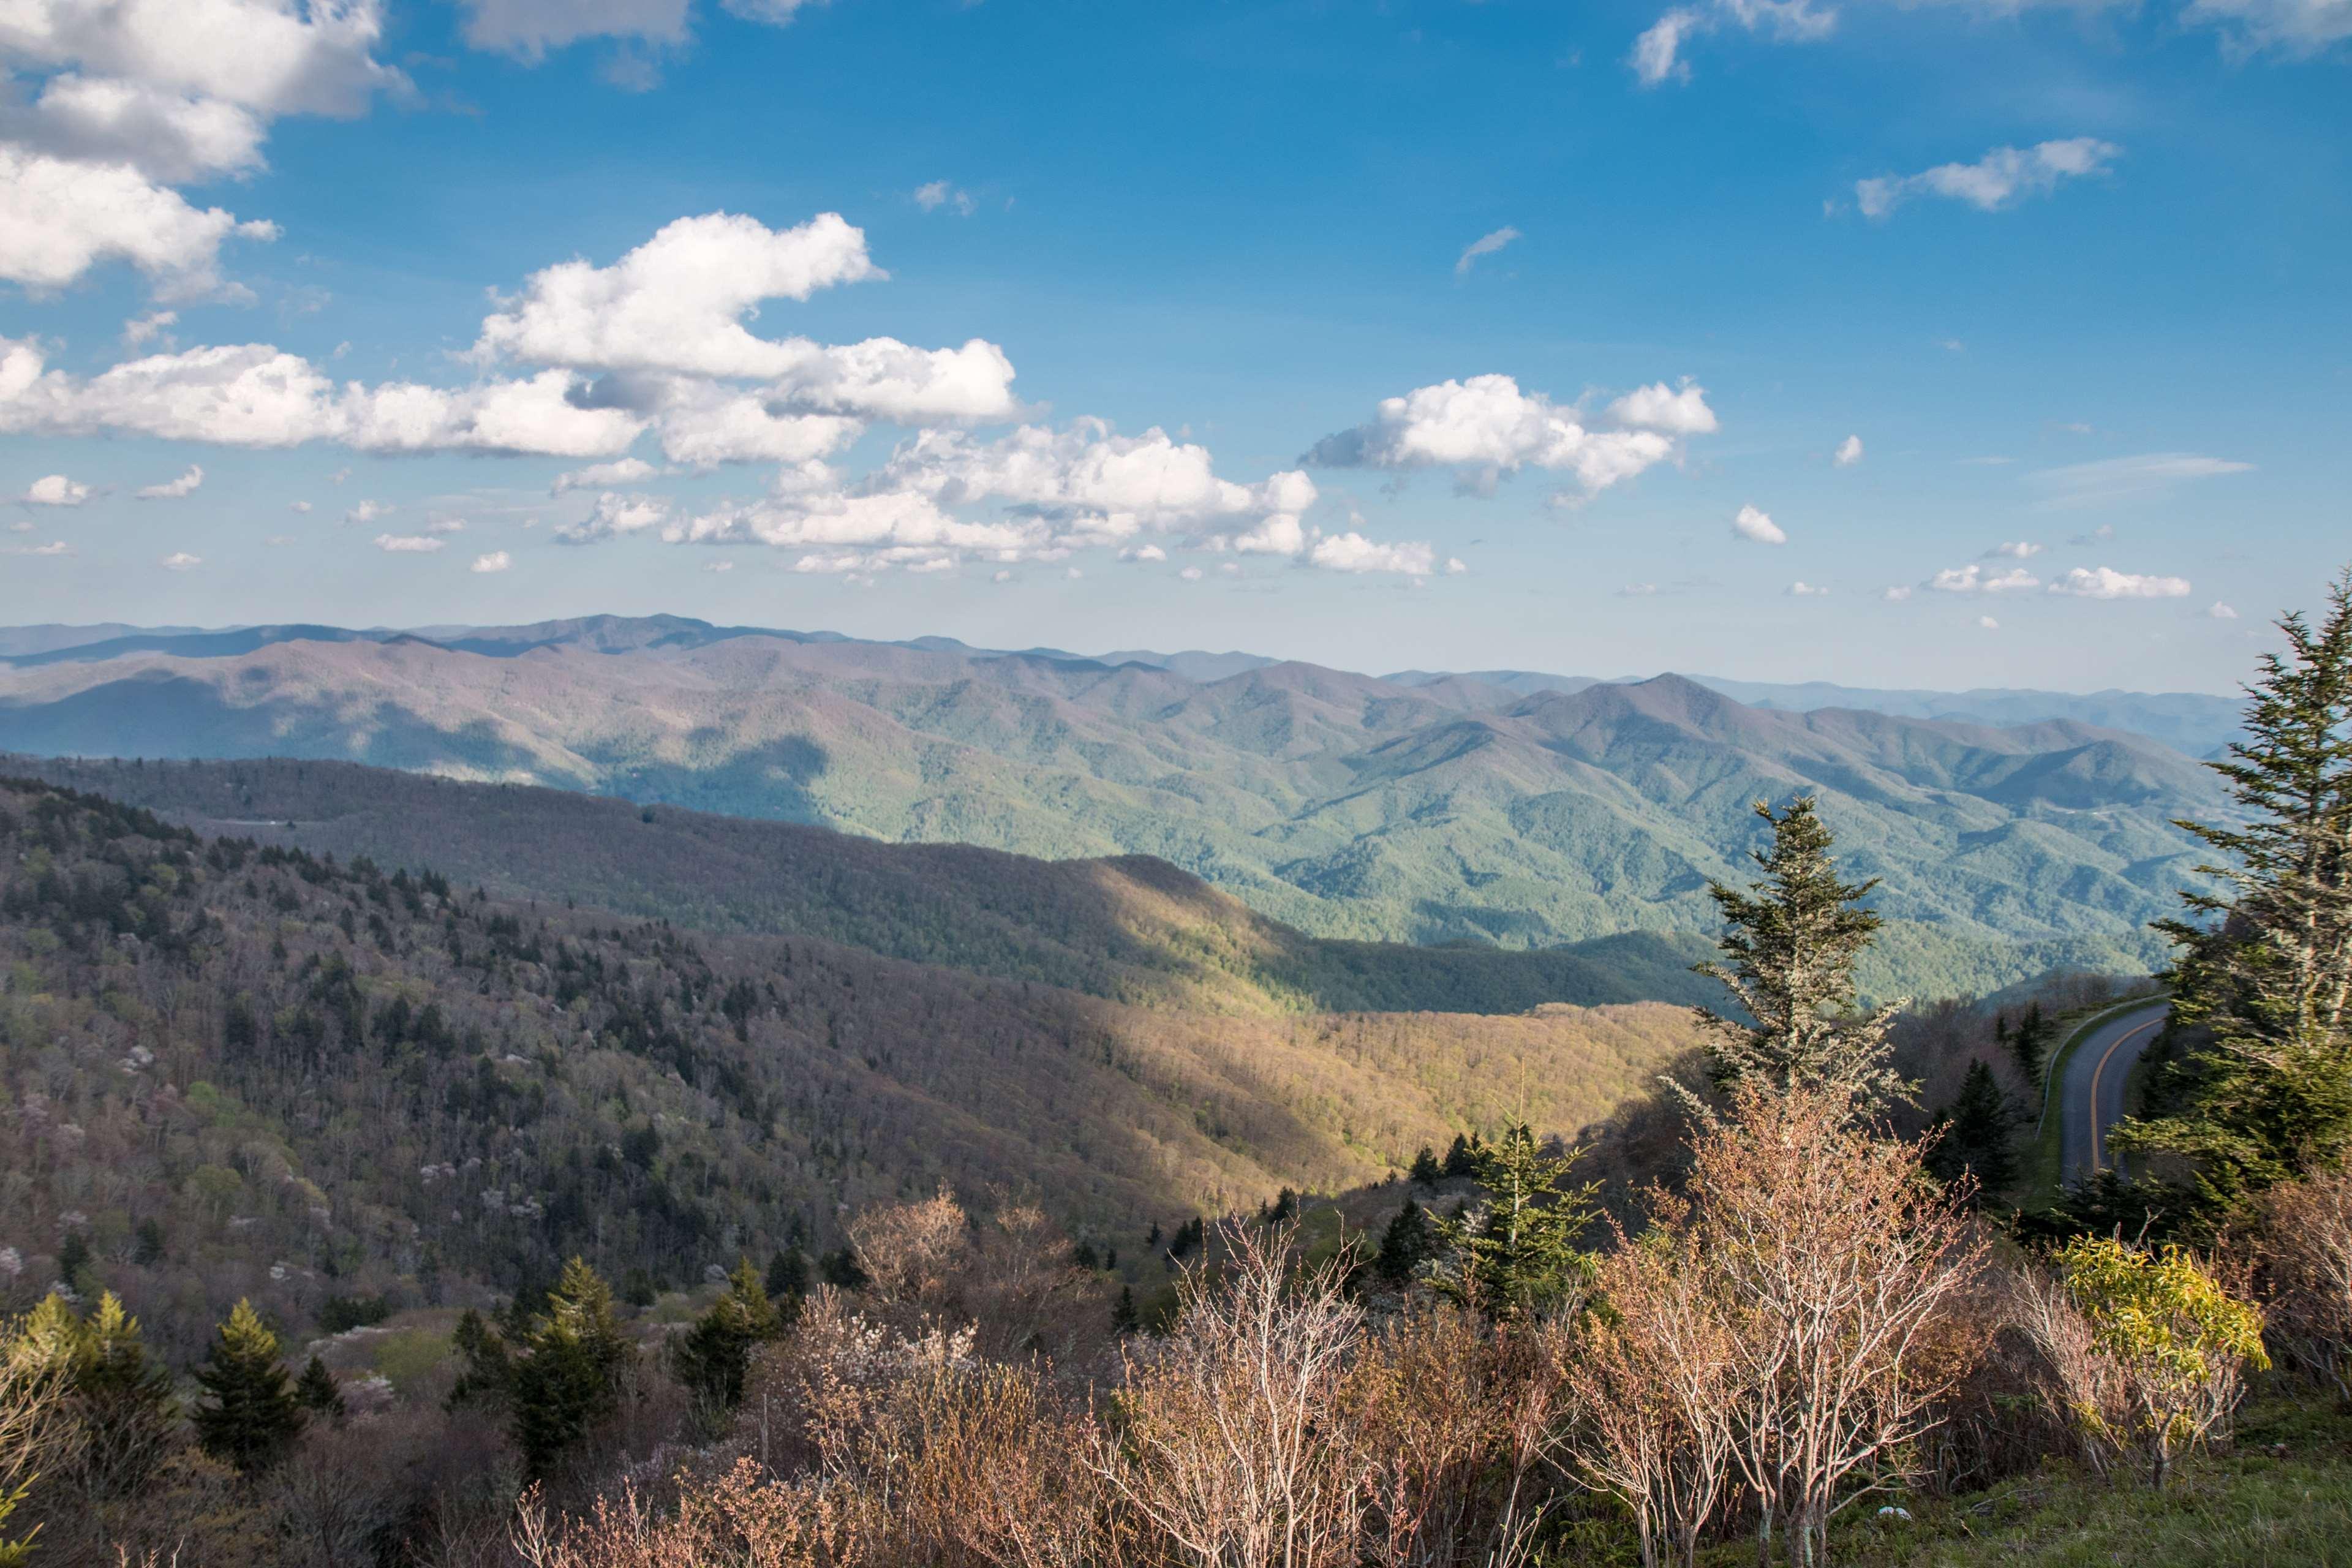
[0,627,2219,999]
[0,777,1700,1359]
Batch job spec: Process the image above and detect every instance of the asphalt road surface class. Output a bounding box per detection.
[2057,1000,2172,1189]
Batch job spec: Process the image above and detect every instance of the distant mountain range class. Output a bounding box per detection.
[0,615,2240,999]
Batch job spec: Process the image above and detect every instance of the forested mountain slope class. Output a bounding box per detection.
[0,777,1699,1357]
[0,620,2230,998]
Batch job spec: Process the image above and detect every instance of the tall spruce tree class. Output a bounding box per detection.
[191,1299,306,1474]
[1689,795,1910,1115]
[1373,1199,1439,1286]
[2010,1003,2052,1090]
[2117,567,2352,1206]
[295,1354,347,1422]
[672,1258,781,1410]
[1925,1060,2021,1202]
[1431,1123,1596,1317]
[510,1257,630,1477]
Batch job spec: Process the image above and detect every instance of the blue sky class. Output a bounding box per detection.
[1,0,2344,692]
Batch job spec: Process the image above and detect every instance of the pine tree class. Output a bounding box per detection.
[764,1248,809,1303]
[1373,1199,1438,1286]
[448,1307,513,1409]
[1441,1133,1480,1179]
[80,1292,179,1494]
[510,1257,630,1477]
[1432,1123,1597,1317]
[295,1354,347,1422]
[1110,1285,1139,1336]
[53,1232,89,1291]
[1690,796,1910,1116]
[2119,568,2352,1207]
[672,1258,781,1410]
[2010,1002,2052,1089]
[192,1299,306,1474]
[1408,1145,1442,1187]
[818,1245,869,1290]
[1925,1060,2021,1201]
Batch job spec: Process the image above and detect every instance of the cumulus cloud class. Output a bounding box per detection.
[1455,226,1521,276]
[1882,585,1914,602]
[552,490,672,545]
[342,499,390,526]
[1786,580,1830,596]
[288,499,312,513]
[373,532,443,552]
[159,550,200,570]
[1833,434,1863,467]
[1926,563,2038,594]
[1856,139,2122,220]
[121,309,178,348]
[5,538,71,557]
[1629,9,1704,85]
[551,456,659,494]
[0,0,402,294]
[1308,533,1439,575]
[2207,600,2238,619]
[1978,616,1999,630]
[454,0,822,62]
[1629,0,1833,86]
[1731,503,1785,545]
[1985,540,2042,558]
[2030,453,2253,508]
[0,336,646,457]
[471,549,513,573]
[135,463,203,499]
[1302,373,1709,501]
[2182,0,2352,54]
[2047,565,2192,599]
[17,472,90,505]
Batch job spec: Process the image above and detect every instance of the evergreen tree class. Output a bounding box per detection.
[132,1218,166,1266]
[1110,1285,1139,1336]
[191,1299,306,1474]
[1265,1188,1297,1226]
[1924,1060,2021,1201]
[1441,1133,1479,1179]
[2010,1003,2052,1090]
[294,1354,347,1422]
[53,1232,89,1291]
[80,1292,179,1494]
[671,1258,781,1410]
[1432,1123,1597,1317]
[818,1245,869,1291]
[510,1257,630,1477]
[447,1307,513,1409]
[1408,1145,1442,1188]
[1691,796,1910,1115]
[764,1247,810,1303]
[1373,1199,1438,1286]
[2119,568,2352,1208]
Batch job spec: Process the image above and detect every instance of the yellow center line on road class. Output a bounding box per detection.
[2087,1016,2163,1174]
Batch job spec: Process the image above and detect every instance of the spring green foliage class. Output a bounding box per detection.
[1925,1059,2021,1201]
[1431,1122,1597,1317]
[191,1299,306,1474]
[1691,796,1913,1115]
[510,1258,630,1477]
[671,1259,782,1410]
[2120,568,2352,1211]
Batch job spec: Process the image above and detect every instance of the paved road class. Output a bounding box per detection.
[2057,1000,2171,1188]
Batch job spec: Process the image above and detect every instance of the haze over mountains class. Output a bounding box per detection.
[0,614,2236,999]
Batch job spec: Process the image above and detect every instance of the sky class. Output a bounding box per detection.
[0,0,2345,693]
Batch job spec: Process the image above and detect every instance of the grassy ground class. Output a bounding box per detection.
[1811,1396,2352,1567]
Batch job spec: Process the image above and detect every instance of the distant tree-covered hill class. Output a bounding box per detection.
[0,619,2226,998]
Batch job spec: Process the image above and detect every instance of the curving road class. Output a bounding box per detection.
[2057,1000,2171,1188]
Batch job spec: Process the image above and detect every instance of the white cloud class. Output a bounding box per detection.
[2068,522,2116,545]
[121,309,177,348]
[2048,566,2192,599]
[425,516,466,534]
[135,463,203,499]
[703,559,734,573]
[1926,564,2038,594]
[1630,8,1704,85]
[1856,139,2122,220]
[288,499,312,513]
[1786,580,1830,596]
[17,472,89,505]
[2182,0,2352,54]
[373,532,444,552]
[452,0,693,58]
[1308,532,1440,575]
[1882,585,1913,602]
[2030,452,2253,508]
[159,550,200,570]
[471,211,878,378]
[5,538,71,557]
[1178,566,1204,582]
[1618,582,1661,597]
[914,180,976,217]
[2207,601,2239,619]
[1978,616,1999,630]
[1985,540,2042,558]
[552,490,672,545]
[1730,503,1785,545]
[343,499,390,526]
[1833,434,1863,467]
[992,568,1012,582]
[1303,373,1708,500]
[1120,543,1167,562]
[1455,226,1521,276]
[470,549,513,573]
[0,336,646,457]
[0,146,278,296]
[0,0,404,118]
[551,456,659,494]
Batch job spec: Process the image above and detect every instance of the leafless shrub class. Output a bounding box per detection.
[2254,1168,2352,1398]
